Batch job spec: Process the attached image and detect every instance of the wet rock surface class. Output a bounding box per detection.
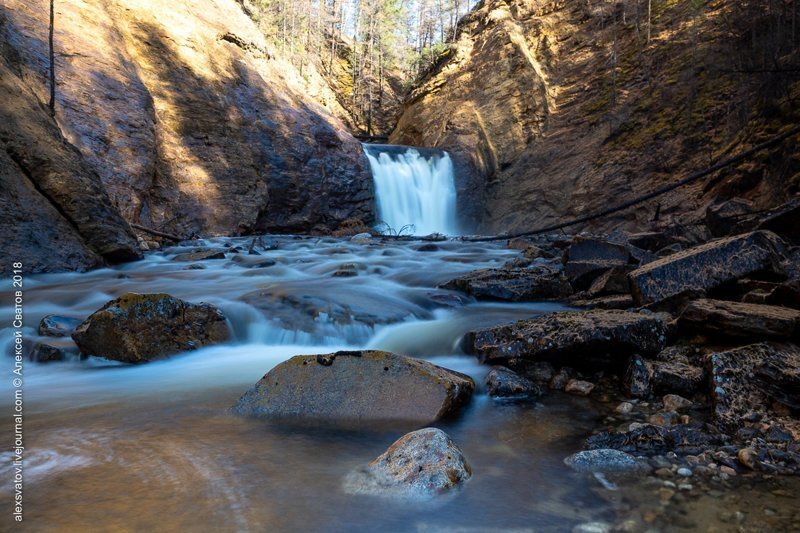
[344,428,471,499]
[468,310,669,367]
[232,350,475,423]
[38,315,82,337]
[628,231,787,306]
[563,238,633,290]
[485,367,541,398]
[440,263,572,301]
[708,342,800,431]
[173,249,227,262]
[564,449,648,474]
[71,293,231,363]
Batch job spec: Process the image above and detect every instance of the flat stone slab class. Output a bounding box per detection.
[467,310,669,366]
[628,231,786,306]
[439,264,572,301]
[232,350,474,423]
[680,298,800,339]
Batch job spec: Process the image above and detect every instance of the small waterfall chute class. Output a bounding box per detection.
[363,144,458,236]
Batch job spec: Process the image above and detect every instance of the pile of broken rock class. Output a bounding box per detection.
[444,198,800,477]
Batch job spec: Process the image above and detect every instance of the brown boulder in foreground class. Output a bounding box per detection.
[628,231,786,306]
[72,293,231,363]
[344,428,471,499]
[232,351,474,423]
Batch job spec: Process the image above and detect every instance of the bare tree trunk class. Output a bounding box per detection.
[48,0,56,117]
[647,0,652,44]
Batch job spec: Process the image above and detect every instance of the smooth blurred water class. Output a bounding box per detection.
[365,145,458,236]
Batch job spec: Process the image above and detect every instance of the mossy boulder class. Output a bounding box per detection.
[71,293,231,363]
[232,350,474,423]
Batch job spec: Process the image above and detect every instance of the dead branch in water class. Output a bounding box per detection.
[130,223,184,242]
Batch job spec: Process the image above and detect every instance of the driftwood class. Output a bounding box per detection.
[355,134,389,143]
[463,126,800,242]
[130,223,184,242]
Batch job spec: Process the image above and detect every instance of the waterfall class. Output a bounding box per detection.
[363,144,458,236]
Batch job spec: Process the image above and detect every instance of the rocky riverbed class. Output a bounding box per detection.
[1,220,799,530]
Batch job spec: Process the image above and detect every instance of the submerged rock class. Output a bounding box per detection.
[173,249,226,261]
[232,350,474,423]
[38,315,82,337]
[344,428,471,499]
[564,449,648,474]
[680,298,800,339]
[628,231,786,306]
[468,310,669,367]
[71,293,231,363]
[27,341,78,363]
[485,367,541,398]
[440,264,572,301]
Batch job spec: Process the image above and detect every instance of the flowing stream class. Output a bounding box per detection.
[364,144,458,236]
[0,237,797,531]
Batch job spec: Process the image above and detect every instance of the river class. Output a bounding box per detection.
[0,236,797,531]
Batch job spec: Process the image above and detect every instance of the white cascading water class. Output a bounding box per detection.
[363,144,458,235]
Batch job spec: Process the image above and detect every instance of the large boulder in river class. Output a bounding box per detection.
[232,350,474,423]
[680,299,800,340]
[440,264,572,301]
[708,342,800,431]
[468,310,669,368]
[628,231,787,306]
[71,293,231,363]
[343,428,471,499]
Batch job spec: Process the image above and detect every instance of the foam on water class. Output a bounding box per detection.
[364,144,458,235]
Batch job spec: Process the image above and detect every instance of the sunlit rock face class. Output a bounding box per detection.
[391,0,800,235]
[0,51,141,274]
[2,0,372,237]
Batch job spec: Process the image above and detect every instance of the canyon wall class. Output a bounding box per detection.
[1,0,373,257]
[392,0,800,234]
